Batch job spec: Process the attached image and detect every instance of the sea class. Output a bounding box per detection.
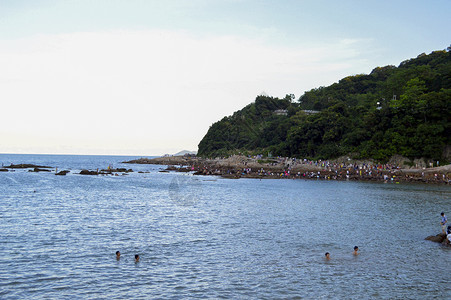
[0,153,450,299]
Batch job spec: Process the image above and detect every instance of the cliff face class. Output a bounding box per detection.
[198,49,451,162]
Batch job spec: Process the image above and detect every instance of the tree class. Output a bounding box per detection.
[391,77,426,113]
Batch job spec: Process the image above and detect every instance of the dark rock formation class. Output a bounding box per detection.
[5,164,52,169]
[425,233,447,243]
[80,169,99,175]
[29,167,51,172]
[123,158,154,164]
[99,168,133,174]
[0,168,8,172]
[79,168,132,175]
[56,170,70,176]
[163,165,193,172]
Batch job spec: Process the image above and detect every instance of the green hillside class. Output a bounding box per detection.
[198,48,451,162]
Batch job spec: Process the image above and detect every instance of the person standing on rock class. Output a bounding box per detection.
[440,212,447,234]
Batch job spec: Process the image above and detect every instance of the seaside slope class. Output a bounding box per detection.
[197,49,451,163]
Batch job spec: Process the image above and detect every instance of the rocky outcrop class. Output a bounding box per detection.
[79,168,133,175]
[29,167,51,172]
[80,169,99,175]
[5,164,52,169]
[100,168,133,173]
[123,158,155,164]
[56,170,70,176]
[164,165,191,172]
[0,168,8,172]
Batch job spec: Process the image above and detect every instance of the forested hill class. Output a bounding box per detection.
[198,48,451,162]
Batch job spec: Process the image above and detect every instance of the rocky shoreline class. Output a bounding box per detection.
[0,164,134,176]
[2,156,449,183]
[124,155,451,184]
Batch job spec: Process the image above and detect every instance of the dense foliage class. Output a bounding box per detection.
[198,49,451,162]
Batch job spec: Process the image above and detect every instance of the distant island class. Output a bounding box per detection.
[197,47,451,166]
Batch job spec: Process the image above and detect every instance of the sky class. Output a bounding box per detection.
[0,0,449,156]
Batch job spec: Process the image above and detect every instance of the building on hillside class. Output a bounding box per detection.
[301,110,320,115]
[273,109,288,116]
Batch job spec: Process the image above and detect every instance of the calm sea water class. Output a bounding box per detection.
[0,154,449,299]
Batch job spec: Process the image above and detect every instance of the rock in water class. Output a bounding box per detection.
[79,170,98,175]
[56,170,70,176]
[30,167,51,172]
[425,233,446,243]
[5,164,52,169]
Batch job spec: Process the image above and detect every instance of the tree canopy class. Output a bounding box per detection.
[198,49,451,162]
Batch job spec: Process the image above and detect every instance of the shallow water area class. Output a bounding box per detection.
[0,154,450,298]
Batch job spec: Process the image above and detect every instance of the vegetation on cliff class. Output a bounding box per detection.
[198,48,451,162]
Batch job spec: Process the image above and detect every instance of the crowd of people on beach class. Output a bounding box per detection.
[188,155,450,184]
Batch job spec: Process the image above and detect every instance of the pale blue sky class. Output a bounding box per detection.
[1,0,448,57]
[0,0,449,155]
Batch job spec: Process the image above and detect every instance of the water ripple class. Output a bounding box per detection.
[0,155,450,298]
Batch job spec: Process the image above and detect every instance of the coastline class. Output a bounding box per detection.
[124,155,451,184]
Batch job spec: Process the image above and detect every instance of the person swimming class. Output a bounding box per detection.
[116,251,121,260]
[353,246,360,255]
[325,252,330,260]
[135,254,140,262]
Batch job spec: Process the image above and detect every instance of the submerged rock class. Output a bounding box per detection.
[425,233,446,243]
[0,168,8,172]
